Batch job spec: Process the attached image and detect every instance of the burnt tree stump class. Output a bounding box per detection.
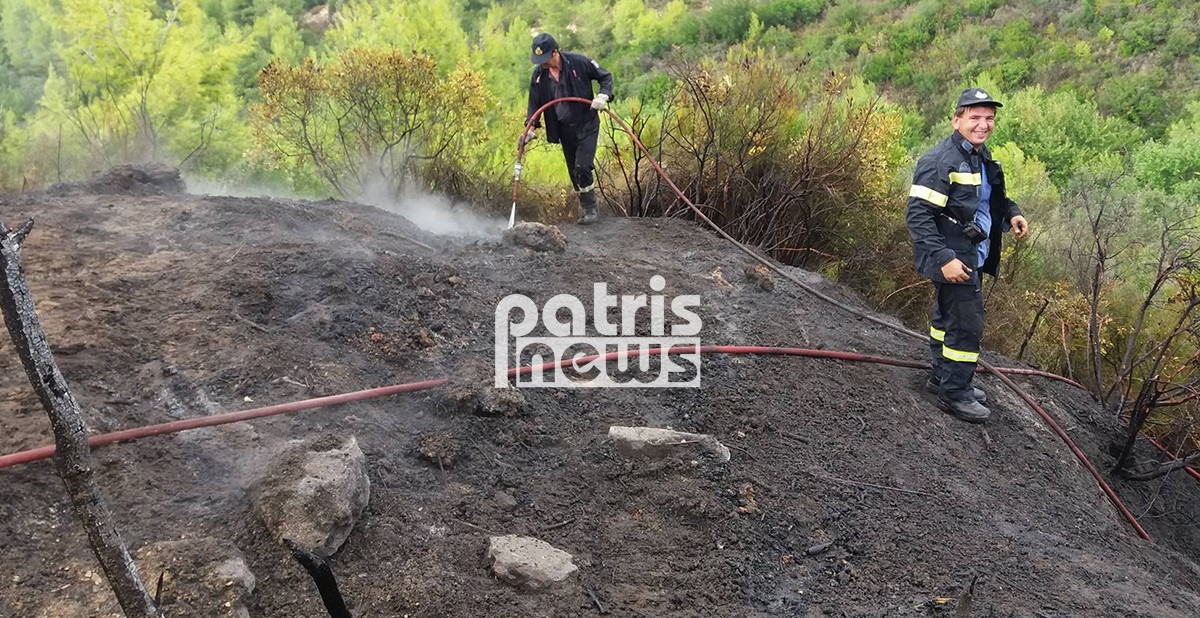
[0,217,162,618]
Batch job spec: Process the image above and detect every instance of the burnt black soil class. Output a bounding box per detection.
[2,177,1199,617]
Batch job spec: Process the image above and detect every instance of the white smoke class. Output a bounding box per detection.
[183,174,308,200]
[186,171,507,239]
[357,178,506,239]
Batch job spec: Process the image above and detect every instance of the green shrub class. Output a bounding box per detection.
[1116,15,1168,56]
[1095,66,1169,137]
[704,0,755,44]
[890,23,933,54]
[756,0,825,27]
[758,25,801,51]
[962,0,1002,18]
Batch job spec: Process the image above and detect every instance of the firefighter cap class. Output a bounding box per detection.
[531,33,558,65]
[956,87,1003,109]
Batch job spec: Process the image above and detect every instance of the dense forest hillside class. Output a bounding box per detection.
[1,0,1197,187]
[1,0,1197,450]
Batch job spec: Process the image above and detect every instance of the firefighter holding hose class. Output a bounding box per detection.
[521,33,614,224]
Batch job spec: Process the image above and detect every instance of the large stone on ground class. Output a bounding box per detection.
[252,436,370,556]
[503,222,567,252]
[135,537,255,618]
[608,425,731,462]
[487,535,578,591]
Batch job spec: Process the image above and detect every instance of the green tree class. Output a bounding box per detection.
[1096,66,1169,136]
[987,142,1059,286]
[704,0,755,44]
[469,9,530,105]
[250,49,489,200]
[326,0,470,71]
[612,0,648,49]
[13,0,250,185]
[991,86,1143,186]
[515,0,614,52]
[1133,101,1200,200]
[0,0,59,115]
[233,7,309,101]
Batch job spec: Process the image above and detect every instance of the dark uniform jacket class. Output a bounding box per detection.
[526,51,613,143]
[906,133,1022,282]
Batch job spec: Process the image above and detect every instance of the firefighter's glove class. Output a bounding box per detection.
[520,128,537,146]
[590,94,610,111]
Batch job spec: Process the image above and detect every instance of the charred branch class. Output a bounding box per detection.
[1119,452,1200,482]
[285,539,353,618]
[0,218,162,618]
[1017,297,1051,363]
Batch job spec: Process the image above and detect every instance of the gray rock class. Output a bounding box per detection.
[299,4,336,35]
[252,437,370,556]
[806,541,834,556]
[608,426,731,462]
[487,535,578,591]
[503,222,567,252]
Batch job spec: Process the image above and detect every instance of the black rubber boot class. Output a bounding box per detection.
[937,396,991,424]
[578,190,599,225]
[925,377,987,404]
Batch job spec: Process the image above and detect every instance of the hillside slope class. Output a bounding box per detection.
[1,175,1198,617]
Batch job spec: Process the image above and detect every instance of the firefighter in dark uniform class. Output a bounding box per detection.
[906,88,1030,423]
[522,33,614,224]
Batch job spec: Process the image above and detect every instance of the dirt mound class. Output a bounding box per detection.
[54,163,186,195]
[1,182,1199,617]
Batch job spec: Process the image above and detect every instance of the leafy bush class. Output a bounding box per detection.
[826,1,867,31]
[890,23,933,55]
[1095,66,1170,137]
[1164,23,1199,57]
[1116,14,1168,56]
[606,51,906,280]
[994,18,1038,58]
[756,24,801,52]
[250,50,489,201]
[1133,101,1200,200]
[756,0,825,27]
[991,87,1144,186]
[703,0,756,44]
[962,0,1002,18]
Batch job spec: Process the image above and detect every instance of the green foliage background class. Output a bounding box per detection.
[2,0,1196,198]
[1,0,1198,438]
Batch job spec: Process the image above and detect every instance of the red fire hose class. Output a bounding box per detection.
[0,343,1155,541]
[0,345,1116,468]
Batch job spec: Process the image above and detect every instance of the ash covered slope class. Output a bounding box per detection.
[1,177,1198,617]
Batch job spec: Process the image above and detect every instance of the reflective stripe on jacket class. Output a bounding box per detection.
[906,133,1022,282]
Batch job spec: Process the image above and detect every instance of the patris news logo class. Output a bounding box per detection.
[494,276,702,388]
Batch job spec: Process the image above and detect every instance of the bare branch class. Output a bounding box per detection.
[0,226,162,617]
[1121,452,1200,482]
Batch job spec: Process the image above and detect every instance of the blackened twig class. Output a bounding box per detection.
[154,572,165,605]
[588,589,609,614]
[284,539,352,618]
[541,518,576,531]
